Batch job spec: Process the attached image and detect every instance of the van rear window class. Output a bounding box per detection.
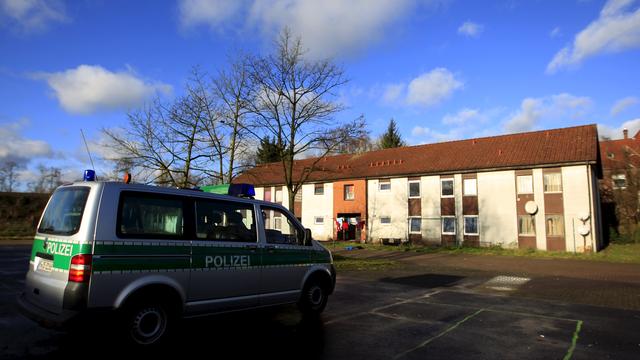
[38,187,90,235]
[117,192,185,239]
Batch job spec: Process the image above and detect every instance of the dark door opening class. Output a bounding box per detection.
[337,213,361,241]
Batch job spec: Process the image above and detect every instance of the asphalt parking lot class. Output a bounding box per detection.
[2,245,639,359]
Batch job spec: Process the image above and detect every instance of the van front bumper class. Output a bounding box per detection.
[16,292,80,329]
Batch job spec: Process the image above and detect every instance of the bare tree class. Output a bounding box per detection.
[247,28,366,210]
[610,149,640,242]
[28,164,62,193]
[0,160,20,192]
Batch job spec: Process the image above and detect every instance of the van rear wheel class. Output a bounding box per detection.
[123,301,172,346]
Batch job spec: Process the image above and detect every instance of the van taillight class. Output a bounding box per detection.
[69,254,92,283]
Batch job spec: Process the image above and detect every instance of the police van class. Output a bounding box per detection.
[18,171,336,346]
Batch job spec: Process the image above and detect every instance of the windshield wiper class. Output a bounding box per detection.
[40,226,56,233]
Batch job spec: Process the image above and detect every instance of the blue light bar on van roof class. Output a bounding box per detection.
[83,169,96,181]
[200,183,255,198]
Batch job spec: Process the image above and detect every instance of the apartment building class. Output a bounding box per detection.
[235,124,602,252]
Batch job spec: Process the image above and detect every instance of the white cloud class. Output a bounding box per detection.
[550,26,562,38]
[37,65,172,115]
[381,83,405,104]
[457,21,484,37]
[504,93,593,133]
[0,0,67,32]
[442,108,481,125]
[611,96,639,116]
[0,119,52,166]
[547,0,640,73]
[598,118,640,139]
[411,126,431,137]
[178,0,431,58]
[406,68,463,107]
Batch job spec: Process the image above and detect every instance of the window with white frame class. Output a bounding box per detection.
[441,179,454,197]
[314,184,324,195]
[463,216,478,235]
[408,181,421,198]
[275,188,283,203]
[379,179,391,191]
[543,172,562,193]
[314,216,324,225]
[409,217,421,233]
[612,174,627,189]
[545,215,564,236]
[516,175,533,194]
[463,178,477,196]
[442,216,456,235]
[518,215,535,236]
[380,216,391,225]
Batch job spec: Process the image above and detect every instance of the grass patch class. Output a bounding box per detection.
[323,241,640,264]
[332,254,398,271]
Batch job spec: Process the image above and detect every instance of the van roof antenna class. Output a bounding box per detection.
[80,129,97,179]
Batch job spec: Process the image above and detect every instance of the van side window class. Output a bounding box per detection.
[195,199,256,243]
[262,206,304,245]
[117,192,184,239]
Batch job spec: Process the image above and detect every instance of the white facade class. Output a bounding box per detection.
[562,165,597,252]
[301,183,334,240]
[477,170,519,248]
[421,176,442,244]
[367,178,409,242]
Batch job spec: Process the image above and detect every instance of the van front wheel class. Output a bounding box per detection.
[298,280,328,316]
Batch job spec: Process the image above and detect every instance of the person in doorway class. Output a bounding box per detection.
[341,219,349,241]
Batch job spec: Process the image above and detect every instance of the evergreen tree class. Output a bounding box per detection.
[378,119,405,149]
[255,136,283,164]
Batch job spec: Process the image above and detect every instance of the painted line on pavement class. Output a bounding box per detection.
[563,320,583,360]
[393,308,486,359]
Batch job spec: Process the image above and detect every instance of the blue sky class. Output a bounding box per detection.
[1,0,639,185]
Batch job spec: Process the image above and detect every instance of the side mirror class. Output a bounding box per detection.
[304,228,313,246]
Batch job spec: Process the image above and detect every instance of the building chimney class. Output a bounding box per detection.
[624,128,629,139]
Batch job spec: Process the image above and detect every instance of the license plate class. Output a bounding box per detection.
[36,258,53,273]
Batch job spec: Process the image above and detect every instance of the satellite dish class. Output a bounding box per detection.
[525,201,538,215]
[578,212,590,222]
[578,225,591,236]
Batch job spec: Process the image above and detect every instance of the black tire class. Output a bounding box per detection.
[298,279,328,316]
[122,300,173,347]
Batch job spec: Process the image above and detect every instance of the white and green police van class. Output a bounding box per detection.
[18,172,335,346]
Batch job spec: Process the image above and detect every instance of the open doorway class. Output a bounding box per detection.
[336,213,361,241]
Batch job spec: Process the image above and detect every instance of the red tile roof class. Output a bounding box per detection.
[599,130,640,172]
[235,124,600,186]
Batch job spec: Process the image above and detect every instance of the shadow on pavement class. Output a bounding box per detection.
[380,274,464,289]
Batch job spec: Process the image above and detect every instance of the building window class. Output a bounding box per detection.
[463,178,477,196]
[463,216,478,235]
[409,217,421,233]
[264,188,272,202]
[314,216,324,225]
[379,179,391,191]
[442,216,456,235]
[518,215,535,236]
[607,152,614,159]
[545,215,564,236]
[441,179,454,198]
[344,184,355,200]
[314,184,324,195]
[544,173,562,193]
[408,181,421,198]
[612,174,627,189]
[380,216,391,225]
[273,216,282,230]
[517,175,533,194]
[275,188,283,203]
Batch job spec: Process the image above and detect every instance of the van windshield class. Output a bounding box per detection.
[38,187,90,235]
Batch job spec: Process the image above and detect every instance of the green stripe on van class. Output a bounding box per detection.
[31,238,92,271]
